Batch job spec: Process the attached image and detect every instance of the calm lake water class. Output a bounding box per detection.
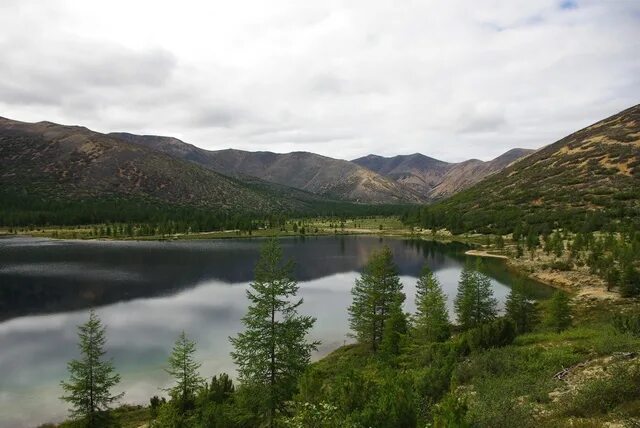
[0,235,553,427]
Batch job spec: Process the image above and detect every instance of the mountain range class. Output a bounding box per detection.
[2,104,638,226]
[109,133,532,203]
[352,148,533,199]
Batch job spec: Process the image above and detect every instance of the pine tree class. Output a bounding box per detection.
[505,282,539,334]
[413,265,450,344]
[60,310,123,427]
[165,331,203,411]
[230,239,318,427]
[546,291,572,333]
[454,262,497,330]
[348,246,405,352]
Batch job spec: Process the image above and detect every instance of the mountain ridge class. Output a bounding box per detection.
[353,148,534,198]
[110,133,427,204]
[0,116,358,219]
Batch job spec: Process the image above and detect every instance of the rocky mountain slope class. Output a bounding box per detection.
[353,149,533,199]
[112,133,425,204]
[410,104,640,233]
[351,153,451,196]
[428,148,534,198]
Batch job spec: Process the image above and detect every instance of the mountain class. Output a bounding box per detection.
[409,104,640,233]
[352,148,533,198]
[427,148,534,198]
[0,117,356,219]
[351,153,451,195]
[111,133,425,204]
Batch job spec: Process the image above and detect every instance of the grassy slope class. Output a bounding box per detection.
[305,298,640,427]
[414,104,640,233]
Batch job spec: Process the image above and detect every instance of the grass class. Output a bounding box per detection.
[0,216,414,241]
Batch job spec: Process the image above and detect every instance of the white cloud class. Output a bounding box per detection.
[0,0,638,162]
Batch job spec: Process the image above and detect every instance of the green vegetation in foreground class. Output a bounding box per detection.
[47,238,640,428]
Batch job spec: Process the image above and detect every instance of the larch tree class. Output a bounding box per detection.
[413,265,451,344]
[60,310,123,427]
[230,238,318,428]
[505,282,539,334]
[546,291,572,333]
[349,246,406,352]
[380,294,408,358]
[454,261,497,330]
[165,331,203,411]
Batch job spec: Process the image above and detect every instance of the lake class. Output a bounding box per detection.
[0,235,553,427]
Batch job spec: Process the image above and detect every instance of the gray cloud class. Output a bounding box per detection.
[0,0,638,162]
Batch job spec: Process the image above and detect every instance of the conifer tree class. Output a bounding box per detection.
[454,262,497,330]
[380,295,408,358]
[348,246,405,352]
[230,239,317,427]
[505,282,539,334]
[546,291,572,333]
[413,265,450,344]
[620,264,640,297]
[61,310,123,427]
[165,331,203,411]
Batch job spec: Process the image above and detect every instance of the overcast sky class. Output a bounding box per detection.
[1,0,638,162]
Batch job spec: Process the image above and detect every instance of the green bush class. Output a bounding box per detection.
[559,363,640,417]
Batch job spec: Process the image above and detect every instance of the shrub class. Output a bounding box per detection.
[559,363,640,417]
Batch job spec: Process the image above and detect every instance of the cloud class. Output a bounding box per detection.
[0,0,638,162]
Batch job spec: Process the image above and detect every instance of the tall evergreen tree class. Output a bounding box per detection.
[413,265,451,344]
[454,262,497,330]
[505,282,539,334]
[348,246,406,352]
[60,310,123,427]
[546,291,572,333]
[165,331,203,411]
[230,239,318,427]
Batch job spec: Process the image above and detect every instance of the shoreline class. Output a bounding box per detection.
[3,227,618,300]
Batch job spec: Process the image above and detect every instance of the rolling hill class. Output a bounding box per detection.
[110,133,426,204]
[406,104,640,233]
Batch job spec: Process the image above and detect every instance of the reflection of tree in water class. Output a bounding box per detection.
[0,236,551,321]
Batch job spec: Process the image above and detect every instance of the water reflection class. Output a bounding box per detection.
[0,235,553,427]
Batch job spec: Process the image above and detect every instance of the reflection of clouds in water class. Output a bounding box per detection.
[0,263,145,282]
[0,236,553,428]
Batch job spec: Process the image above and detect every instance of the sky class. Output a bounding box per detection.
[1,0,639,162]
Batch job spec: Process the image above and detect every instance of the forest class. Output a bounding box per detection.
[0,188,411,231]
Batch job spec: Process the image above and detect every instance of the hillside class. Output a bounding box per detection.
[111,133,425,204]
[428,148,534,198]
[0,117,376,226]
[407,104,640,233]
[352,153,451,195]
[353,149,533,198]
